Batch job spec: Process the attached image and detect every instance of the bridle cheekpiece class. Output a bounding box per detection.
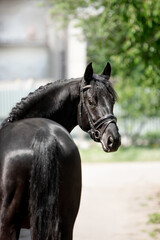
[79,78,117,142]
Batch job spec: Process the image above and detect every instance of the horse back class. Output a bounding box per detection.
[0,117,81,199]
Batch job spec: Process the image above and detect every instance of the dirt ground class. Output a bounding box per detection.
[20,162,160,240]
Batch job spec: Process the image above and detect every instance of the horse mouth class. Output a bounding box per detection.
[100,140,111,152]
[100,136,121,153]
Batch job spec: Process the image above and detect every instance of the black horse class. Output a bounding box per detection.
[0,62,121,240]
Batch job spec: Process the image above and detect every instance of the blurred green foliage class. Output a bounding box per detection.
[141,131,160,147]
[48,0,160,117]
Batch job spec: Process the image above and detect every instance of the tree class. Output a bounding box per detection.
[49,0,160,117]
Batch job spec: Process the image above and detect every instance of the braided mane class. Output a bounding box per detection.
[1,80,66,128]
[0,75,117,129]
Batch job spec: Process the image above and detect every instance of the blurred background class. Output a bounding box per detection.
[0,0,159,161]
[0,1,160,239]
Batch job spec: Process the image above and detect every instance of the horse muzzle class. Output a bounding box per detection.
[87,115,121,153]
[100,124,121,152]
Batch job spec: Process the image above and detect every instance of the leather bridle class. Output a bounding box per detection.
[79,79,117,142]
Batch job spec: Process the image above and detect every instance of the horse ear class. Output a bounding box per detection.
[84,62,93,84]
[102,62,111,77]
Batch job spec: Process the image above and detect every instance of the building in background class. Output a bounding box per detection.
[0,0,53,80]
[0,0,86,121]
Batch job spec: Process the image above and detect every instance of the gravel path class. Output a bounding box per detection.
[20,162,160,240]
[73,162,160,240]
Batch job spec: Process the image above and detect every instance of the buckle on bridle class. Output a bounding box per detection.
[88,117,117,142]
[88,129,101,142]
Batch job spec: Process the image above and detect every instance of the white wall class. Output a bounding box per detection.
[66,20,87,79]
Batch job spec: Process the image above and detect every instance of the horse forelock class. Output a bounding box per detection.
[91,74,117,102]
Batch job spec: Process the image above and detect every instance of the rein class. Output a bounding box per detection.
[79,79,117,142]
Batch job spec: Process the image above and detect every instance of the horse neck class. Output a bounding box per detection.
[25,79,81,132]
[49,79,81,132]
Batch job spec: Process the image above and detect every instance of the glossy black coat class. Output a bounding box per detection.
[0,119,81,240]
[0,63,121,240]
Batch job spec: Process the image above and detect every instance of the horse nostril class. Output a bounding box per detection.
[108,136,114,148]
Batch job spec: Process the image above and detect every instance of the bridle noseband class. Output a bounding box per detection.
[79,79,117,142]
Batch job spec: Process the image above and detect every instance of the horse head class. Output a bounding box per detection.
[78,62,121,152]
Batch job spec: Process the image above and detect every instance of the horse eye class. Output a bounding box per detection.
[88,98,92,105]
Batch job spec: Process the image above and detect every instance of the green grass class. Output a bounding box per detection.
[79,144,160,163]
[147,214,160,239]
[148,213,160,224]
[150,231,157,238]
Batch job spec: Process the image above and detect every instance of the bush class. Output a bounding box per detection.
[140,132,160,147]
